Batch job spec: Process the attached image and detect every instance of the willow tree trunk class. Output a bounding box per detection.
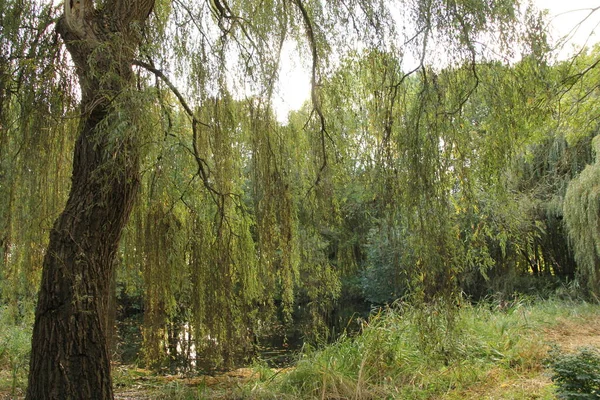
[26,1,153,398]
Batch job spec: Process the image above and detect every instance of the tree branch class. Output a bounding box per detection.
[292,0,329,187]
[133,60,209,128]
[133,60,228,208]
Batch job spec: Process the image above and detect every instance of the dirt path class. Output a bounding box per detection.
[544,316,600,351]
[445,316,600,400]
[113,367,260,399]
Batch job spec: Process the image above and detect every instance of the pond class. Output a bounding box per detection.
[115,300,372,373]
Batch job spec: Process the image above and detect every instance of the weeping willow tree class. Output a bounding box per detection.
[312,13,551,299]
[25,0,156,396]
[0,1,76,320]
[560,46,600,297]
[0,0,542,397]
[564,136,600,297]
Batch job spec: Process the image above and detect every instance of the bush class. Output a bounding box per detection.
[547,346,600,399]
[0,306,32,396]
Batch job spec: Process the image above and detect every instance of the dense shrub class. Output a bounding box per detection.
[547,346,600,399]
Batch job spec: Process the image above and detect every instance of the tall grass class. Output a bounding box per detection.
[1,298,599,399]
[245,298,600,399]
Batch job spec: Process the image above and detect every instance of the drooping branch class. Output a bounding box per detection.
[442,6,480,117]
[133,60,209,128]
[292,0,329,187]
[132,59,229,211]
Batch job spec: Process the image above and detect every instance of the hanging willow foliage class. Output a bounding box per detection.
[0,0,76,321]
[564,136,600,297]
[1,0,559,381]
[247,100,299,322]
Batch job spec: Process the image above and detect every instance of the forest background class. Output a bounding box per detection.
[2,0,600,398]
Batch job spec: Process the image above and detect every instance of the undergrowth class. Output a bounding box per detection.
[1,298,600,399]
[242,298,600,399]
[0,306,32,398]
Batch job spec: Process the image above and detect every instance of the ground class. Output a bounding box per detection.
[3,310,600,399]
[544,316,600,351]
[111,315,600,399]
[440,315,600,400]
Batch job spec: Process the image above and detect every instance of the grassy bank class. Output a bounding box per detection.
[241,299,561,399]
[2,298,600,399]
[182,299,600,399]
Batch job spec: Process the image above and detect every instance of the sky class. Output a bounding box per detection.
[272,1,600,122]
[272,42,311,123]
[534,0,600,57]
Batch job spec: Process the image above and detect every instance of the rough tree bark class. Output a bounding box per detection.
[26,0,154,398]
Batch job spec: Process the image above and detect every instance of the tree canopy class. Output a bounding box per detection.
[1,0,600,398]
